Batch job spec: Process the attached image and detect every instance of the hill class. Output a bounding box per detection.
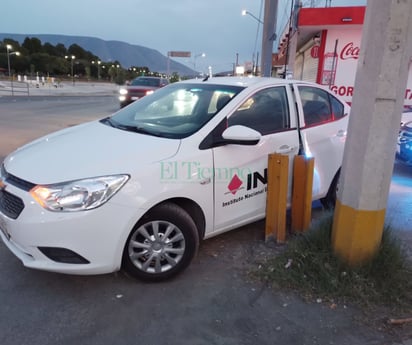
[0,33,194,76]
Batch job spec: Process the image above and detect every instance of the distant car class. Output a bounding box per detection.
[0,76,350,281]
[119,76,169,107]
[396,111,412,166]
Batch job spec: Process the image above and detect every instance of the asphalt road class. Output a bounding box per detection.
[0,96,119,162]
[0,96,410,345]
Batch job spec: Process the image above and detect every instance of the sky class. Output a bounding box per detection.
[1,0,366,73]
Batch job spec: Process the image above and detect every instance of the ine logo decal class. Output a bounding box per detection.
[226,169,268,195]
[226,174,243,195]
[222,169,268,208]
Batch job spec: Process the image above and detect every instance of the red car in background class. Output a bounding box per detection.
[119,76,169,107]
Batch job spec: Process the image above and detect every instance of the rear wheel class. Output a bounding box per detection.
[122,202,199,281]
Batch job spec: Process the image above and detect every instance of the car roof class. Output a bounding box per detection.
[179,76,314,88]
[133,76,164,80]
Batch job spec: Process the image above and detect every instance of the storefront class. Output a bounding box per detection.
[274,6,412,106]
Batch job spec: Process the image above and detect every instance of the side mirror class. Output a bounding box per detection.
[222,125,261,145]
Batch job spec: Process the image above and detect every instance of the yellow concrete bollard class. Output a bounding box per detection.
[291,155,314,233]
[265,153,289,243]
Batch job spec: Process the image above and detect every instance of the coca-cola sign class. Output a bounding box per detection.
[340,42,360,60]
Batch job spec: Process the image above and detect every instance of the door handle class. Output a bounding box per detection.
[337,130,346,137]
[276,145,296,154]
[199,177,211,185]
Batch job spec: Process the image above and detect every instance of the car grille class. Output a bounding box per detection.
[0,165,33,219]
[129,90,148,98]
[1,165,36,192]
[0,189,24,219]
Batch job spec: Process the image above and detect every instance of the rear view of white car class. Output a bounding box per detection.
[0,76,350,281]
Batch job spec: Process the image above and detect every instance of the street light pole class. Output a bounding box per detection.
[6,44,20,96]
[193,53,206,77]
[242,10,263,24]
[65,55,76,85]
[242,9,263,75]
[97,60,101,80]
[92,60,101,80]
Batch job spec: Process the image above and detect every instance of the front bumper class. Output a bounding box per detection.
[0,183,141,275]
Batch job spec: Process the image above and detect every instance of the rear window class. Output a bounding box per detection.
[299,86,345,126]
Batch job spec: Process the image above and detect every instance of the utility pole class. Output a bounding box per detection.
[260,0,278,77]
[284,0,301,79]
[332,0,412,265]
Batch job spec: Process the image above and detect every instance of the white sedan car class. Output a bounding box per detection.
[0,77,350,281]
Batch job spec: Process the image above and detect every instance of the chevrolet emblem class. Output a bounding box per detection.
[0,179,6,190]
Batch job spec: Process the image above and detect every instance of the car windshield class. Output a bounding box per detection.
[131,78,161,87]
[102,83,244,139]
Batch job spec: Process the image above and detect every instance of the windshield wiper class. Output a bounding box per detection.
[100,117,116,127]
[101,118,165,137]
[119,124,164,137]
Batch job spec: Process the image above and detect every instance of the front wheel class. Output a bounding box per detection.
[122,202,199,281]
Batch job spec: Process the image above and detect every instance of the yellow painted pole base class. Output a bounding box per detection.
[332,199,386,266]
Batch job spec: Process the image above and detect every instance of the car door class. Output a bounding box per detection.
[210,85,300,235]
[294,84,349,199]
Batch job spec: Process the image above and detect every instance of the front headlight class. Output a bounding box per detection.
[119,88,128,95]
[30,175,129,212]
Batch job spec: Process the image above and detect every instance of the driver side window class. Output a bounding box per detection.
[227,86,290,135]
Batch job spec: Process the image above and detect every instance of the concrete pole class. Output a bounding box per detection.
[260,0,278,77]
[332,0,412,265]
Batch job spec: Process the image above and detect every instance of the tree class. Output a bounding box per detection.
[22,37,42,54]
[42,43,58,56]
[170,72,180,83]
[2,38,20,50]
[55,43,67,57]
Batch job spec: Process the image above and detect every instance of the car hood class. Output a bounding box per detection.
[4,121,180,184]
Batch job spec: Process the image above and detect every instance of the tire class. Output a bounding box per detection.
[320,170,340,210]
[122,202,199,282]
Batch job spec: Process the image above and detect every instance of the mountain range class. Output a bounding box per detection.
[0,33,195,76]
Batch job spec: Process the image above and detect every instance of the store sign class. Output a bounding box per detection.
[340,42,360,60]
[310,45,319,59]
[168,51,191,58]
